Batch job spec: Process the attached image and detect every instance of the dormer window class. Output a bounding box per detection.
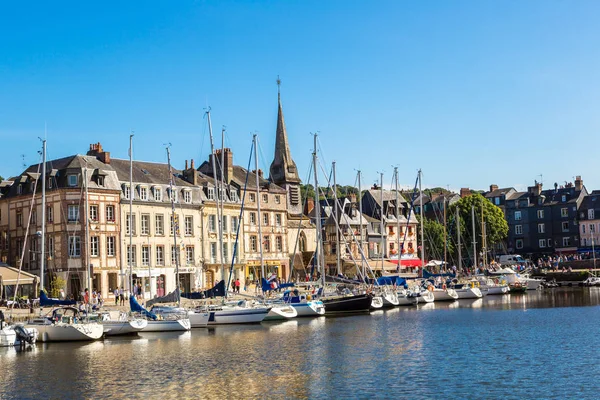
[17,185,22,195]
[183,190,192,204]
[68,174,78,187]
[153,187,162,201]
[169,188,178,203]
[48,178,53,189]
[562,195,566,202]
[97,175,104,187]
[139,186,148,201]
[207,188,215,201]
[219,189,227,201]
[123,184,131,200]
[230,190,238,202]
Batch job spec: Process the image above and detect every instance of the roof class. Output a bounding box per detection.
[485,187,515,198]
[231,166,286,193]
[111,158,194,187]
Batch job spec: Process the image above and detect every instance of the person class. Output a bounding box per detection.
[114,288,119,305]
[83,288,90,305]
[137,283,142,300]
[235,278,241,293]
[119,287,125,306]
[0,309,5,330]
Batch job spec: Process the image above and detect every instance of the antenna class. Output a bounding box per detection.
[277,75,281,97]
[21,154,26,169]
[538,174,543,185]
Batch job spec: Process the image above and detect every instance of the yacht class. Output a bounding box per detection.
[26,306,104,342]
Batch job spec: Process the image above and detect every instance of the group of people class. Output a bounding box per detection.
[112,287,126,306]
[82,288,104,310]
[230,278,242,293]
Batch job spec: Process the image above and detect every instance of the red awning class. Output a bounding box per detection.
[389,259,422,268]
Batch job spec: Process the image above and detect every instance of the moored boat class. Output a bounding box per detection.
[322,293,373,315]
[27,306,104,342]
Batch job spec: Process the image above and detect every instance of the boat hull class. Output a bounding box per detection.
[290,301,325,317]
[207,308,270,325]
[30,323,104,342]
[381,292,400,307]
[485,285,509,295]
[188,311,210,328]
[409,290,435,305]
[322,294,372,315]
[455,288,483,299]
[264,305,298,321]
[0,325,38,347]
[141,319,191,332]
[432,289,458,301]
[102,319,147,336]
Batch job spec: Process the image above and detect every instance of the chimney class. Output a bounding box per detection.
[575,175,583,191]
[87,142,110,164]
[222,148,233,184]
[528,181,542,196]
[460,188,471,198]
[185,160,189,170]
[489,184,498,192]
[191,159,195,170]
[258,169,263,179]
[306,196,315,216]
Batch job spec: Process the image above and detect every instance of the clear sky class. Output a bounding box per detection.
[1,1,599,192]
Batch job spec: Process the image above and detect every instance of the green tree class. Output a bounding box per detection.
[421,216,454,261]
[447,193,508,265]
[0,175,4,183]
[49,276,66,298]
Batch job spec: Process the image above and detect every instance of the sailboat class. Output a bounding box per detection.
[26,141,104,342]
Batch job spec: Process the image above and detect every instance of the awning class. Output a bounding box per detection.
[0,265,39,285]
[389,258,422,268]
[369,259,403,271]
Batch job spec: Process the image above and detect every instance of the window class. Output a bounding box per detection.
[169,188,178,203]
[142,245,150,266]
[68,174,78,187]
[106,205,115,222]
[210,242,217,263]
[537,209,544,219]
[515,225,523,235]
[591,224,596,233]
[185,216,193,235]
[494,197,500,206]
[514,211,522,221]
[262,194,269,203]
[222,216,228,233]
[275,195,281,204]
[154,187,162,201]
[47,236,54,258]
[69,236,81,257]
[184,190,192,204]
[231,216,239,232]
[562,237,571,247]
[539,239,546,248]
[207,188,215,201]
[97,175,104,187]
[263,213,269,226]
[16,185,22,195]
[582,225,586,234]
[561,195,566,202]
[68,205,79,223]
[126,214,136,235]
[186,246,194,265]
[263,236,270,252]
[127,245,136,265]
[589,209,595,220]
[218,188,226,201]
[89,205,98,222]
[140,186,148,201]
[583,238,587,246]
[230,190,238,202]
[276,236,283,252]
[171,245,178,265]
[250,212,256,225]
[222,243,228,262]
[562,221,569,232]
[170,214,179,236]
[90,236,99,257]
[548,238,553,247]
[561,208,568,218]
[48,178,53,189]
[155,214,164,235]
[156,246,164,265]
[249,193,256,202]
[516,239,523,249]
[123,185,131,200]
[208,215,217,232]
[31,211,37,225]
[250,235,257,252]
[16,211,22,227]
[538,223,545,234]
[275,214,282,226]
[106,237,115,257]
[141,214,150,235]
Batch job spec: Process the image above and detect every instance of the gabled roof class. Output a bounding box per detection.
[111,158,194,187]
[366,189,407,208]
[484,187,515,198]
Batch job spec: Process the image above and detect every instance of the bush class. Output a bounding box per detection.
[49,276,66,298]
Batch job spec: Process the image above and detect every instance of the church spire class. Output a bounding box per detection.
[270,77,300,185]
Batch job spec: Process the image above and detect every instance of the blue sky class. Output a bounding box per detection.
[1,1,599,192]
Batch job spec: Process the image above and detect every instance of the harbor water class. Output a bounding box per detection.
[2,288,600,399]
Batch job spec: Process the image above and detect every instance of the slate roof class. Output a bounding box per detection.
[111,158,194,187]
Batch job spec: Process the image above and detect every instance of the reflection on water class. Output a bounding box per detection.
[3,288,600,399]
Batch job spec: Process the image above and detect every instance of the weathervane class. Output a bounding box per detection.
[277,75,281,98]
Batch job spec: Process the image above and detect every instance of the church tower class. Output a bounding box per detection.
[269,77,302,216]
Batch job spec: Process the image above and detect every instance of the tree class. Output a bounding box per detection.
[447,193,508,265]
[49,275,66,298]
[421,216,454,261]
[0,175,3,183]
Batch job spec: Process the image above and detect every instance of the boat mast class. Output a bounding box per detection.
[206,110,225,285]
[471,205,477,272]
[358,170,365,278]
[254,134,265,281]
[333,161,341,276]
[313,134,324,286]
[84,164,92,313]
[166,146,180,307]
[379,173,384,274]
[456,206,462,272]
[481,200,487,269]
[443,196,447,271]
[395,167,401,272]
[593,234,597,270]
[419,169,425,271]
[220,127,227,282]
[40,140,47,293]
[129,133,134,296]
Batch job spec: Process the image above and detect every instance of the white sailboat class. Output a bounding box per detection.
[98,311,147,336]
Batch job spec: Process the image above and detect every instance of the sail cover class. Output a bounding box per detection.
[261,278,295,292]
[129,295,157,320]
[39,290,76,306]
[146,288,180,308]
[181,280,226,299]
[376,276,407,286]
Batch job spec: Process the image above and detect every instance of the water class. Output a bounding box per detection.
[3,288,600,399]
